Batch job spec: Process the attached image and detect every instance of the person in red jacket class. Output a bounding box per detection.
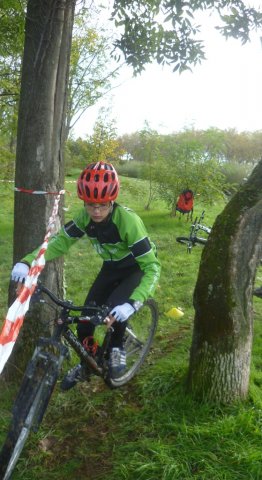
[11,161,161,390]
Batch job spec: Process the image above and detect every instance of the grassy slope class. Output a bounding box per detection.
[0,178,262,480]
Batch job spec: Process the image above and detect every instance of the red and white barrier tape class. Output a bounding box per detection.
[14,187,65,195]
[0,191,64,374]
[0,180,76,185]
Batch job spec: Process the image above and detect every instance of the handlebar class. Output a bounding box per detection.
[35,284,88,311]
[192,210,205,226]
[33,283,111,325]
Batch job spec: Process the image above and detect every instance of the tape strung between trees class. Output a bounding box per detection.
[0,188,65,374]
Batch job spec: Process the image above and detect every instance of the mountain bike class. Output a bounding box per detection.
[176,210,211,253]
[0,283,158,480]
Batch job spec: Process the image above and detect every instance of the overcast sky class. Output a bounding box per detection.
[72,7,262,138]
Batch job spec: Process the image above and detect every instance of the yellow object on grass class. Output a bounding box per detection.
[165,307,184,319]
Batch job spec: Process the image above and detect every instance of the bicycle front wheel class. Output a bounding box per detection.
[106,299,158,388]
[0,354,59,480]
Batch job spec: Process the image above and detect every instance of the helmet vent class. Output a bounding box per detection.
[101,186,107,198]
[85,185,90,198]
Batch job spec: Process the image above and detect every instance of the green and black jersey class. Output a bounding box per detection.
[22,203,161,304]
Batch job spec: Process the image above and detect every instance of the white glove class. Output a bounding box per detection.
[110,303,136,323]
[11,262,29,282]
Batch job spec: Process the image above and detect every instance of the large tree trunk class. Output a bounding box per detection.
[7,0,76,377]
[188,160,262,403]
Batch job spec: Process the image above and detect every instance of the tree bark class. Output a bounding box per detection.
[7,0,76,377]
[188,160,262,403]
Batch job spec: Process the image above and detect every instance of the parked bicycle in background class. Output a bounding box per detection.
[176,210,211,253]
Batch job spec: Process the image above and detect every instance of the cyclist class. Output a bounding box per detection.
[11,161,161,389]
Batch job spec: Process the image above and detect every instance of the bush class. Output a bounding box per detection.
[117,161,143,178]
[220,162,254,190]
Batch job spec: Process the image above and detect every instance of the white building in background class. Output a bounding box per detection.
[120,153,133,161]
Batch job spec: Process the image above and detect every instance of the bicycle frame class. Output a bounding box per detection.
[35,284,112,378]
[191,210,210,232]
[190,215,211,238]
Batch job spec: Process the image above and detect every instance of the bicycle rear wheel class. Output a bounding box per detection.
[176,236,207,248]
[176,236,193,253]
[106,299,158,388]
[0,353,59,480]
[176,236,190,245]
[194,236,207,245]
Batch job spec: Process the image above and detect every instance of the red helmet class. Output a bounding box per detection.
[77,161,120,203]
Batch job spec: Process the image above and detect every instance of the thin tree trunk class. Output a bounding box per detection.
[188,160,262,403]
[7,0,76,377]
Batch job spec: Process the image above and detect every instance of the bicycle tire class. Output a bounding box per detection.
[176,236,190,245]
[194,237,207,245]
[176,236,207,247]
[105,299,158,388]
[0,354,59,480]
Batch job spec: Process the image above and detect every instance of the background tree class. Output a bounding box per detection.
[118,127,262,199]
[138,122,161,210]
[0,0,122,157]
[84,107,124,164]
[65,136,90,172]
[118,132,145,163]
[157,137,228,215]
[0,0,26,168]
[65,2,122,139]
[222,128,262,164]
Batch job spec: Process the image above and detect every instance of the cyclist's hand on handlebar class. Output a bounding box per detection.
[104,314,116,328]
[109,302,136,323]
[11,262,29,282]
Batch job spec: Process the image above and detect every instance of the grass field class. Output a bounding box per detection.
[0,177,262,480]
